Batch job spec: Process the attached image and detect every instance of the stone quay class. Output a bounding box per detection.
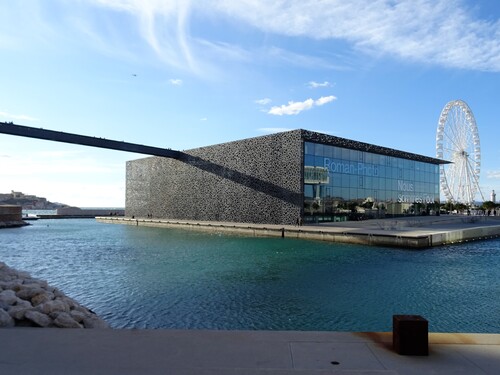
[0,262,109,329]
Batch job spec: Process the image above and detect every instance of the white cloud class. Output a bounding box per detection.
[168,78,183,85]
[200,117,207,121]
[315,95,337,106]
[0,111,39,122]
[268,95,336,115]
[91,0,500,72]
[255,98,272,105]
[308,81,331,88]
[268,99,314,116]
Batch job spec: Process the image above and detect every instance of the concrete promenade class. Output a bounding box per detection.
[98,215,500,248]
[1,329,499,374]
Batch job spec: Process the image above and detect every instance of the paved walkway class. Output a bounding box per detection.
[1,329,499,374]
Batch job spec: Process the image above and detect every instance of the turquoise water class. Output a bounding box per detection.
[1,219,499,332]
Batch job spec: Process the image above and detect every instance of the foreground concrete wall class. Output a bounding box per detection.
[126,131,304,225]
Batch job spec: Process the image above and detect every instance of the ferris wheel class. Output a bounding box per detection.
[436,99,483,204]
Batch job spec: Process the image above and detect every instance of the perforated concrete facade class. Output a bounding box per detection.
[126,130,304,225]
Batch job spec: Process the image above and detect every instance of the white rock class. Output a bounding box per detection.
[25,310,52,327]
[15,298,33,308]
[31,292,55,306]
[7,305,31,320]
[36,299,70,315]
[0,281,22,291]
[0,308,15,327]
[53,312,83,328]
[69,310,87,323]
[61,297,78,310]
[16,286,45,301]
[0,290,17,305]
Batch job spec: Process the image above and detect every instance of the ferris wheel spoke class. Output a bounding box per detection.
[442,131,463,152]
[436,100,481,204]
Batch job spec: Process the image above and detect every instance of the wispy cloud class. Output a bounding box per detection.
[255,98,272,105]
[487,170,500,179]
[169,78,183,85]
[308,81,331,88]
[268,95,337,116]
[91,0,500,73]
[213,0,500,72]
[4,1,498,74]
[0,111,39,122]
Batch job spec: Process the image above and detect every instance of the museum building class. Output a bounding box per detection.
[126,129,445,225]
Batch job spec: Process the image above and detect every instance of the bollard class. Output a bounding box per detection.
[393,315,428,356]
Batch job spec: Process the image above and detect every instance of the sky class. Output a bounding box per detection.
[0,0,499,207]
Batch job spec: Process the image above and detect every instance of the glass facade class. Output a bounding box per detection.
[303,141,440,222]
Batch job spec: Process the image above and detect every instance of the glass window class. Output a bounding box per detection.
[333,146,342,158]
[350,175,358,188]
[333,173,342,187]
[404,168,413,180]
[304,142,314,155]
[341,187,350,199]
[304,185,314,198]
[315,143,324,156]
[341,176,350,187]
[350,149,359,161]
[332,173,342,186]
[324,145,334,158]
[304,155,315,166]
[342,148,350,160]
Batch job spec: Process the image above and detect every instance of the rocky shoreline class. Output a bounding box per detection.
[0,220,29,229]
[0,262,109,328]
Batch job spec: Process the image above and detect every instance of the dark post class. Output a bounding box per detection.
[393,315,428,355]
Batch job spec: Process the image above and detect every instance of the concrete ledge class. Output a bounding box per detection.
[97,216,500,249]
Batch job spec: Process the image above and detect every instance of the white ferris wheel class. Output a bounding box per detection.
[436,99,483,205]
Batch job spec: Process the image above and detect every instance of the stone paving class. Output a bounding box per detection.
[1,329,499,374]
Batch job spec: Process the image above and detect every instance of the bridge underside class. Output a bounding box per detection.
[0,122,181,158]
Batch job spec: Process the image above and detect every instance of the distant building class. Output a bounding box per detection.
[126,129,446,225]
[0,191,54,209]
[492,190,496,204]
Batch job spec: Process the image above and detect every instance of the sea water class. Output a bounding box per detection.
[1,219,499,332]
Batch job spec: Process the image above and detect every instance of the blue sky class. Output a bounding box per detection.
[0,0,499,207]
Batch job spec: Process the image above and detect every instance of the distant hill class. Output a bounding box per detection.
[0,191,68,210]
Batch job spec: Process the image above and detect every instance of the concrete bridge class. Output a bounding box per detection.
[0,122,181,158]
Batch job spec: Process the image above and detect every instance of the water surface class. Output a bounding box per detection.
[1,219,499,332]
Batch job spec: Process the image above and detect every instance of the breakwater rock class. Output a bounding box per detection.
[0,262,109,328]
[0,220,28,229]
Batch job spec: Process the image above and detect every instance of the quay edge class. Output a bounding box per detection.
[96,216,500,249]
